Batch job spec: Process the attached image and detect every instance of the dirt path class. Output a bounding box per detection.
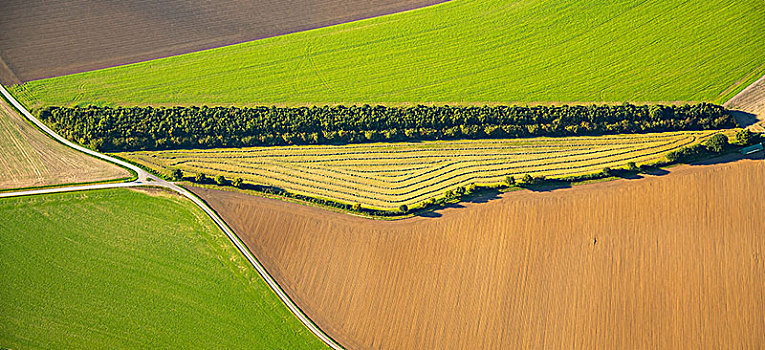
[191,153,765,349]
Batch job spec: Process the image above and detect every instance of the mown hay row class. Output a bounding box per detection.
[123,131,712,208]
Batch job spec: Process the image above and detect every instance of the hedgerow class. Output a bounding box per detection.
[38,103,735,152]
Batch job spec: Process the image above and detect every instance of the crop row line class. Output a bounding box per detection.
[208,139,681,186]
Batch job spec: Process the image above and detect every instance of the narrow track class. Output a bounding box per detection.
[0,84,343,350]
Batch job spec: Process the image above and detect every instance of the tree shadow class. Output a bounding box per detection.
[688,150,764,166]
[465,189,504,203]
[639,166,669,176]
[417,211,443,218]
[520,179,572,192]
[729,110,759,128]
[417,202,465,217]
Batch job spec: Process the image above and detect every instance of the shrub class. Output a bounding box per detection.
[736,129,756,145]
[521,174,533,184]
[194,172,207,183]
[626,162,638,172]
[214,175,227,186]
[170,168,183,181]
[504,175,515,186]
[352,203,362,211]
[602,167,612,176]
[705,133,728,153]
[232,177,244,188]
[398,204,409,213]
[666,144,707,163]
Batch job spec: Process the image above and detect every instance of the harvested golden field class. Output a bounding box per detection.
[190,155,765,349]
[123,131,716,209]
[0,99,128,190]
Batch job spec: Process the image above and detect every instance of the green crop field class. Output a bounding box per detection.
[10,0,765,108]
[0,189,324,349]
[121,130,717,209]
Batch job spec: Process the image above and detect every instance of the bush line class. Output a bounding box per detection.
[39,103,735,152]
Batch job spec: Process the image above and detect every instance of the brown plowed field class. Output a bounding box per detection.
[0,0,447,85]
[191,155,765,349]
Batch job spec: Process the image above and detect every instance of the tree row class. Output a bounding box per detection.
[38,103,736,151]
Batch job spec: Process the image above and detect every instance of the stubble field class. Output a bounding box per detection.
[0,98,128,190]
[191,155,765,349]
[123,130,716,209]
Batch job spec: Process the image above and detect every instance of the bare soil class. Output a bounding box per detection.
[0,98,128,189]
[191,155,765,349]
[0,0,447,85]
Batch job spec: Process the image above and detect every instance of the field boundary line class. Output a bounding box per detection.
[721,64,765,104]
[0,175,135,194]
[0,182,137,198]
[0,84,345,350]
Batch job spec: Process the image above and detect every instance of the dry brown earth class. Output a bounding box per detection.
[0,0,447,85]
[0,98,128,189]
[191,155,765,349]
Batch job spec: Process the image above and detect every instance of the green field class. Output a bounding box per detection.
[11,0,765,108]
[0,189,324,349]
[121,130,717,209]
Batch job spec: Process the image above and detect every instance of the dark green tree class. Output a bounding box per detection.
[38,103,736,152]
[170,168,183,181]
[194,172,207,183]
[736,129,755,145]
[232,177,244,188]
[214,175,227,186]
[705,133,728,153]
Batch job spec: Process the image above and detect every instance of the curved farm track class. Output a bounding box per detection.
[0,0,447,85]
[191,154,765,349]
